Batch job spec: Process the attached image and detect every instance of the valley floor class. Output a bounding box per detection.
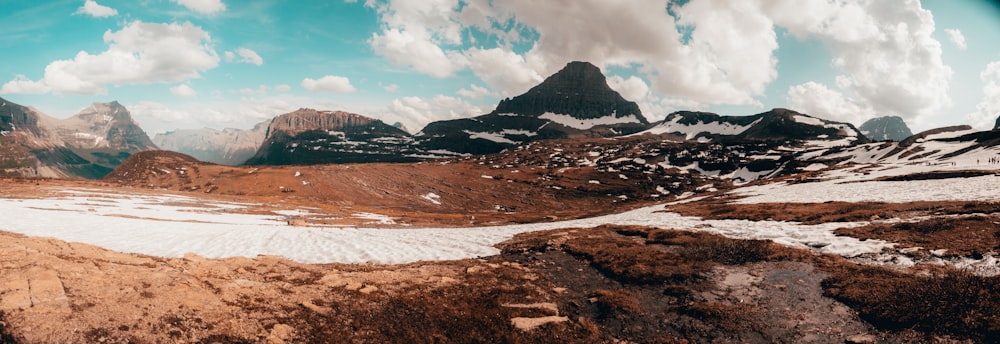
[0,161,998,342]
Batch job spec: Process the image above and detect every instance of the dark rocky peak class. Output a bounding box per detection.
[994,115,999,130]
[266,108,409,138]
[858,116,913,141]
[491,61,647,123]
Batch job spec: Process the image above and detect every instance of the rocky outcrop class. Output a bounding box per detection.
[245,109,426,165]
[995,115,999,130]
[859,116,912,142]
[153,121,268,165]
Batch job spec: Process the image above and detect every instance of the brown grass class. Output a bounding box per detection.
[667,200,1000,224]
[822,266,1000,342]
[834,215,1000,256]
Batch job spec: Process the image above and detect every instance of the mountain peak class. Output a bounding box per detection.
[491,61,647,123]
[859,116,912,141]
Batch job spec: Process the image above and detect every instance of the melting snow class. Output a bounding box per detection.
[539,112,640,130]
[638,117,761,139]
[421,192,441,205]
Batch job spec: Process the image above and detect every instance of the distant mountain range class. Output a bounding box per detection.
[858,116,912,142]
[153,121,268,165]
[0,98,156,179]
[4,60,999,180]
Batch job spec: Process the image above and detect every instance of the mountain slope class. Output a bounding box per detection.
[640,108,865,144]
[418,61,649,154]
[245,109,427,165]
[0,98,155,179]
[153,120,268,165]
[859,116,913,141]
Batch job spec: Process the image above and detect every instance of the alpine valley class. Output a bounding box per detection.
[1,61,1000,343]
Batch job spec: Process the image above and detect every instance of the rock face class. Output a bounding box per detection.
[493,61,645,122]
[245,109,426,165]
[153,121,268,165]
[995,115,999,130]
[418,61,649,155]
[858,116,913,142]
[0,98,156,179]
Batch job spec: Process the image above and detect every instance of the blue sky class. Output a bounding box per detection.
[2,0,1000,135]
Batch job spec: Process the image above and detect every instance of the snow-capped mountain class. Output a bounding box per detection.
[640,108,865,145]
[153,120,268,165]
[417,61,649,154]
[244,109,428,165]
[858,116,913,142]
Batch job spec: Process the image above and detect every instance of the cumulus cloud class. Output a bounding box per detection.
[767,0,952,122]
[383,84,399,92]
[274,84,291,92]
[786,81,876,124]
[0,21,219,95]
[172,0,226,15]
[456,84,489,99]
[966,61,1000,130]
[385,95,483,132]
[301,76,356,93]
[225,48,264,65]
[607,75,650,102]
[945,28,967,50]
[170,84,197,98]
[0,75,50,95]
[75,0,118,18]
[364,0,952,124]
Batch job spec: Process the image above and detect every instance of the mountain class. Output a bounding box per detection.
[640,108,866,144]
[244,109,429,165]
[995,115,999,130]
[0,98,155,179]
[153,120,268,165]
[417,61,649,154]
[41,101,157,171]
[858,116,913,141]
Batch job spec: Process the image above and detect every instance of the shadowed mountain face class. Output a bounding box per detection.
[245,109,425,165]
[492,61,646,122]
[859,116,913,142]
[418,61,650,155]
[995,115,999,130]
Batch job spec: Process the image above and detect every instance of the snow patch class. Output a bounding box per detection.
[539,112,640,130]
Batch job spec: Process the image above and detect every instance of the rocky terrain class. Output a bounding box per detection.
[153,120,268,165]
[859,116,913,142]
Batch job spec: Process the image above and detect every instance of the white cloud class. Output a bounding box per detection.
[766,0,952,122]
[945,28,967,50]
[383,84,399,92]
[301,76,356,93]
[464,47,543,97]
[130,101,192,123]
[384,95,484,132]
[170,84,197,98]
[456,84,489,99]
[607,75,649,102]
[274,84,291,92]
[0,21,219,95]
[0,75,50,95]
[239,85,268,95]
[786,81,876,125]
[75,0,118,18]
[966,61,1000,130]
[172,0,226,15]
[225,48,264,66]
